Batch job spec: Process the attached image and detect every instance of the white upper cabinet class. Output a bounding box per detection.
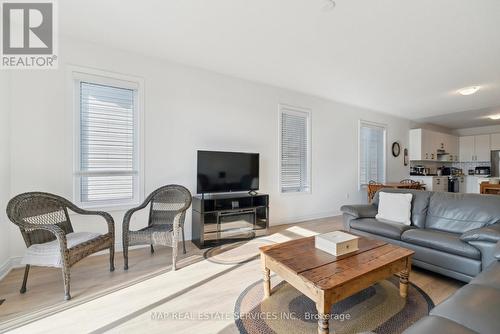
[474,134,491,162]
[459,135,491,162]
[490,133,500,151]
[459,136,475,162]
[409,129,458,161]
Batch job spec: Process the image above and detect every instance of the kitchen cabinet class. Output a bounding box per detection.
[464,176,491,194]
[459,136,475,162]
[475,135,491,162]
[432,177,448,192]
[491,133,500,151]
[466,176,477,194]
[458,176,467,193]
[444,134,459,161]
[409,129,458,161]
[459,135,490,162]
[409,176,447,192]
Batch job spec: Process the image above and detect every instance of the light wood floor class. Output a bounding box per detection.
[0,216,464,332]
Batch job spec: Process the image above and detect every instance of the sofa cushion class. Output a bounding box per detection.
[401,229,480,259]
[430,284,500,334]
[402,316,477,334]
[373,188,432,228]
[425,192,500,234]
[470,261,500,289]
[350,218,415,240]
[21,232,102,268]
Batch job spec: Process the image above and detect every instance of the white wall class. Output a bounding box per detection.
[0,72,12,276]
[6,38,410,258]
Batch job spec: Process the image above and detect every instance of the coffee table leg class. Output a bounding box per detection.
[399,258,411,298]
[316,300,330,334]
[261,253,271,298]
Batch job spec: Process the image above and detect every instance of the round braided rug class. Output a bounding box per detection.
[234,276,433,334]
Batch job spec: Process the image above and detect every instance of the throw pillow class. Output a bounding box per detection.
[375,192,413,225]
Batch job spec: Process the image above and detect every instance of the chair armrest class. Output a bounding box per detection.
[340,204,378,219]
[20,223,68,250]
[65,202,115,236]
[494,241,500,260]
[122,196,153,233]
[460,223,500,243]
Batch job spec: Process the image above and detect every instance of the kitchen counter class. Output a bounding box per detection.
[409,175,449,192]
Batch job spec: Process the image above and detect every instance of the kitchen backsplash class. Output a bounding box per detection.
[452,161,491,173]
[410,160,490,175]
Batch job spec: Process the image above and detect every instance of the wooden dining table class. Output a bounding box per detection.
[378,182,421,189]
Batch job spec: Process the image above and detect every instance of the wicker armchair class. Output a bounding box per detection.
[122,185,192,271]
[6,192,115,300]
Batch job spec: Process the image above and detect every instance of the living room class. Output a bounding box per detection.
[0,1,499,333]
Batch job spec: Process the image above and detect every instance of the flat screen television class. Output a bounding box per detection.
[197,151,259,194]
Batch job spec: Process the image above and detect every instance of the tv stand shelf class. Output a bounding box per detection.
[191,193,269,248]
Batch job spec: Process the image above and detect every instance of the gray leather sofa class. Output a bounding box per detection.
[341,188,500,282]
[402,242,500,334]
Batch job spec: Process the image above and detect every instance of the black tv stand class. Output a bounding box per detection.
[191,193,269,249]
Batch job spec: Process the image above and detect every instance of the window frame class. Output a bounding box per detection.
[358,120,387,189]
[71,67,144,210]
[278,104,312,194]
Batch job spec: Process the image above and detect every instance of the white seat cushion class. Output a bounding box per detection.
[21,232,101,268]
[376,192,413,226]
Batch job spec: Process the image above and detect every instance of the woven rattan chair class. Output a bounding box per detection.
[6,192,115,300]
[367,180,384,203]
[122,185,192,271]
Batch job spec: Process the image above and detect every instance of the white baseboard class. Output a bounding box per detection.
[0,256,23,281]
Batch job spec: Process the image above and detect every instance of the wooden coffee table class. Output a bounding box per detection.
[259,234,414,334]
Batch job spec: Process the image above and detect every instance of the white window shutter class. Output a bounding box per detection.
[359,122,386,186]
[280,106,311,193]
[78,82,137,204]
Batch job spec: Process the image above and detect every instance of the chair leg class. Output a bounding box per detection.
[181,225,187,254]
[109,244,115,272]
[20,265,30,294]
[150,245,154,254]
[62,265,71,300]
[123,234,129,270]
[172,241,178,271]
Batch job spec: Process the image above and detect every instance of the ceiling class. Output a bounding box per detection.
[415,105,500,129]
[60,0,500,121]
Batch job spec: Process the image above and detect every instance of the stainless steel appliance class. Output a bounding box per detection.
[492,150,500,177]
[475,166,491,176]
[411,165,430,176]
[448,176,459,193]
[440,166,451,176]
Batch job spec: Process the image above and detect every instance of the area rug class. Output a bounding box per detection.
[234,276,433,334]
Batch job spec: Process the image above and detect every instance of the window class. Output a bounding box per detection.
[279,105,311,193]
[73,70,142,208]
[359,121,386,186]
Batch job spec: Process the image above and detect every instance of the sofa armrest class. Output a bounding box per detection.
[340,204,378,219]
[460,223,500,243]
[495,241,500,260]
